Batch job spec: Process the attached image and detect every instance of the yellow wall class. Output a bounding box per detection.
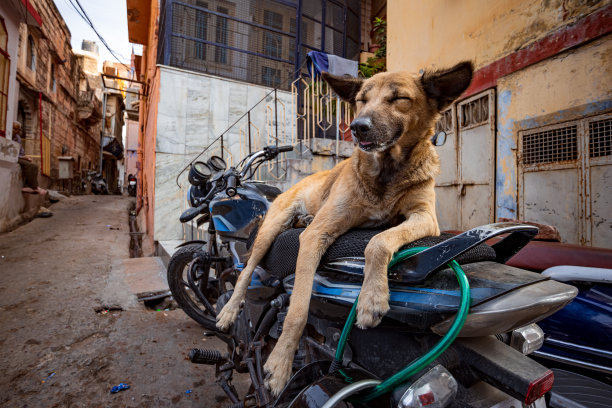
[387,0,609,72]
[495,34,612,219]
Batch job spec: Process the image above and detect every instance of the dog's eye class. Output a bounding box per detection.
[391,96,412,102]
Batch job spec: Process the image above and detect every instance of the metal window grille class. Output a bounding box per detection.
[435,109,453,134]
[589,117,612,158]
[159,0,360,90]
[262,66,281,88]
[522,125,578,165]
[460,94,489,128]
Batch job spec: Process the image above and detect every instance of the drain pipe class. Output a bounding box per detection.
[128,202,143,258]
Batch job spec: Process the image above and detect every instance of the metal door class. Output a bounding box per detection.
[434,89,496,231]
[518,112,612,247]
[584,113,612,247]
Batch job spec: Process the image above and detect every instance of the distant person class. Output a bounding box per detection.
[12,122,25,157]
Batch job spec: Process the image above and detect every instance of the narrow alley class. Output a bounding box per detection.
[0,195,247,407]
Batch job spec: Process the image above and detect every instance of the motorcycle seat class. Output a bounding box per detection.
[261,228,496,280]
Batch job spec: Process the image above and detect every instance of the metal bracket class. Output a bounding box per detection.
[389,222,539,284]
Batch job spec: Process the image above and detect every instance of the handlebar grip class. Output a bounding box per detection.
[277,145,293,153]
[226,175,238,197]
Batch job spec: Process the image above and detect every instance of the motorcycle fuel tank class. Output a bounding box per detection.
[209,183,277,240]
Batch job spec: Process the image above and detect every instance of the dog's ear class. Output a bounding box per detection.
[421,61,474,111]
[321,72,364,104]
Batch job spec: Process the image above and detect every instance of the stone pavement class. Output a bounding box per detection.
[0,195,248,407]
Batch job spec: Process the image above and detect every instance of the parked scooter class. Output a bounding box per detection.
[127,174,137,197]
[84,171,108,195]
[167,146,578,407]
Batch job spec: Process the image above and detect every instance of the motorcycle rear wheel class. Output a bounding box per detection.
[167,244,220,331]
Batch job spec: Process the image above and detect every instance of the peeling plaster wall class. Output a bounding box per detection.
[0,138,26,233]
[387,0,608,72]
[496,34,612,219]
[153,66,294,241]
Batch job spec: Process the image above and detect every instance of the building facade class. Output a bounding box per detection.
[15,0,102,192]
[387,0,612,248]
[126,0,366,246]
[0,0,42,232]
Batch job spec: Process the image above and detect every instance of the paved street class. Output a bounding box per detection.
[0,195,247,407]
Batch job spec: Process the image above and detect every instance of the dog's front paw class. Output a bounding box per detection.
[264,350,293,396]
[355,284,390,329]
[216,301,240,331]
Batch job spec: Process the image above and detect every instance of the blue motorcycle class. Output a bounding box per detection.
[167,146,585,407]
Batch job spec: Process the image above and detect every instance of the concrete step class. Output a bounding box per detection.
[101,257,170,310]
[157,240,184,268]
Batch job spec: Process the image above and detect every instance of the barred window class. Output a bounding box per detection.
[214,7,229,64]
[589,118,611,158]
[522,125,578,165]
[262,66,281,88]
[160,0,360,90]
[195,1,208,60]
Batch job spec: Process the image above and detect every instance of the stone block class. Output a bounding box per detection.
[0,137,20,163]
[118,256,169,299]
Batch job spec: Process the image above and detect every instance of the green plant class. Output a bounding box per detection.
[359,17,387,78]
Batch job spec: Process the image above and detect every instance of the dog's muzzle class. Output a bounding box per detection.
[350,117,376,151]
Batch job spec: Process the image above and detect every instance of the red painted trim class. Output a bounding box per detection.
[39,92,43,174]
[463,4,612,98]
[20,0,43,27]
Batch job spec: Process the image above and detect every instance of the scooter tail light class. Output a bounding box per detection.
[525,370,554,405]
[397,365,457,408]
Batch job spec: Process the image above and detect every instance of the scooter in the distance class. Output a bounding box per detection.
[167,145,580,407]
[127,174,137,197]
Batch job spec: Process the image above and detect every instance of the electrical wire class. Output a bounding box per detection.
[65,0,131,70]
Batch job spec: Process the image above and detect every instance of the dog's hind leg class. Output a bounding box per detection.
[216,195,298,331]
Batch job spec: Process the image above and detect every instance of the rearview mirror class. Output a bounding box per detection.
[432,131,447,147]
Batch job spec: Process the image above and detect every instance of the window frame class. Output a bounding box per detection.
[27,34,36,72]
[0,17,10,137]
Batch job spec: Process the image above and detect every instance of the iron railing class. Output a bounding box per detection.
[175,60,354,188]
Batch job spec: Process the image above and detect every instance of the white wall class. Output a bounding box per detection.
[153,66,294,241]
[1,4,22,141]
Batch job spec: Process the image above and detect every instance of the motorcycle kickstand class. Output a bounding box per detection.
[216,361,241,405]
[236,339,272,407]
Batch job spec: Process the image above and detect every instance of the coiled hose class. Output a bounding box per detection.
[329,246,471,404]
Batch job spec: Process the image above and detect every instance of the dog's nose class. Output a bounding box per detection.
[350,117,372,137]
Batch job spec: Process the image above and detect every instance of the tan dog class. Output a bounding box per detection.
[216,61,474,395]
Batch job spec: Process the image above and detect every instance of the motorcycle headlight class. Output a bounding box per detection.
[188,185,207,207]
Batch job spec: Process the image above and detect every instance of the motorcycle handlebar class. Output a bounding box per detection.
[277,145,293,153]
[226,174,238,197]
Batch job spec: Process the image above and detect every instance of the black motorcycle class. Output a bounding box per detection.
[167,146,578,408]
[127,174,137,197]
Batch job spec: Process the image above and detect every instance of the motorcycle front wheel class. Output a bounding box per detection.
[167,244,221,331]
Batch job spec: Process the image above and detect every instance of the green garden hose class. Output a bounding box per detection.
[331,246,471,403]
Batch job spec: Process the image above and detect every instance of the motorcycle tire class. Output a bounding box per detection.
[167,244,220,331]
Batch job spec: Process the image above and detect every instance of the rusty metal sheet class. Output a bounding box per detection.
[435,186,459,231]
[590,163,612,248]
[522,168,580,244]
[457,90,496,230]
[461,184,492,229]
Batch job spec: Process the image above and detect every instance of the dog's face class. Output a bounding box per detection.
[322,62,473,153]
